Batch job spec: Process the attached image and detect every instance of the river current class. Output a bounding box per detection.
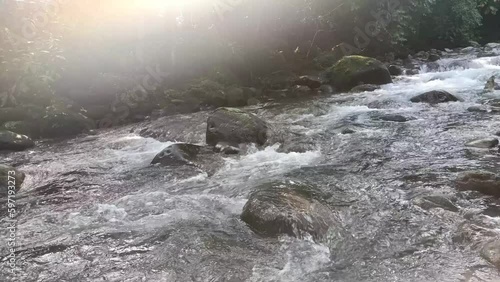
[2,47,500,281]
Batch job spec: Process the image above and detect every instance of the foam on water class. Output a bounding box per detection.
[97,134,172,172]
[250,238,331,282]
[214,144,321,183]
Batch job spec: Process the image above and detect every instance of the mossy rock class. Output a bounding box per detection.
[260,70,297,90]
[314,43,357,69]
[0,105,46,124]
[40,107,95,138]
[241,180,335,239]
[327,55,392,91]
[0,130,35,151]
[185,79,228,108]
[225,87,249,107]
[2,121,41,139]
[0,164,25,197]
[206,107,268,146]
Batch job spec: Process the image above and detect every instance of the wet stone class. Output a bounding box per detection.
[465,138,499,149]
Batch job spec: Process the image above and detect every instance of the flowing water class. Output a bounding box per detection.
[2,48,500,282]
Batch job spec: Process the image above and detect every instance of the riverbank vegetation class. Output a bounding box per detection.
[1,0,500,139]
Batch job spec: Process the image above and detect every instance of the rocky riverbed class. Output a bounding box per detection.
[2,44,500,281]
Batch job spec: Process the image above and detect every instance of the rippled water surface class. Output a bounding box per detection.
[2,49,500,282]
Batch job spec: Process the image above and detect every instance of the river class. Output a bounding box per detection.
[1,47,500,281]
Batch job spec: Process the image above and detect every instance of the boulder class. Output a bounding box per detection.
[379,114,408,122]
[151,143,226,176]
[405,69,420,76]
[388,65,403,76]
[465,138,499,148]
[410,90,459,104]
[225,87,248,107]
[467,106,500,113]
[293,76,322,90]
[481,240,500,271]
[151,143,206,166]
[0,164,25,197]
[241,180,335,239]
[350,84,380,93]
[83,105,111,120]
[327,56,392,91]
[183,79,228,108]
[2,121,40,139]
[456,171,500,197]
[40,107,95,138]
[341,128,355,134]
[206,108,268,146]
[461,46,477,53]
[485,42,500,49]
[413,195,458,212]
[428,54,441,62]
[0,130,35,151]
[469,41,481,48]
[484,76,500,92]
[0,105,45,124]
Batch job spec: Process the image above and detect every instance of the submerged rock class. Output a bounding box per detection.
[410,90,459,104]
[0,164,25,197]
[456,171,500,197]
[0,105,45,125]
[327,55,392,91]
[241,180,335,239]
[206,108,268,146]
[379,114,408,122]
[405,69,419,76]
[465,138,499,148]
[350,84,380,93]
[0,130,35,151]
[467,105,500,113]
[341,128,355,134]
[414,195,458,212]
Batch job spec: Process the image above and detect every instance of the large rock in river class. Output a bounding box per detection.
[2,121,41,139]
[40,107,95,138]
[327,56,392,91]
[0,164,25,197]
[206,108,268,146]
[465,138,499,149]
[481,240,500,271]
[151,143,225,176]
[0,130,35,151]
[241,180,335,239]
[410,90,459,104]
[456,171,500,197]
[152,143,208,166]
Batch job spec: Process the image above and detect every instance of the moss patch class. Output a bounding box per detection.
[327,55,391,91]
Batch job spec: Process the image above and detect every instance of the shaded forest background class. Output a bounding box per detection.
[0,0,499,129]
